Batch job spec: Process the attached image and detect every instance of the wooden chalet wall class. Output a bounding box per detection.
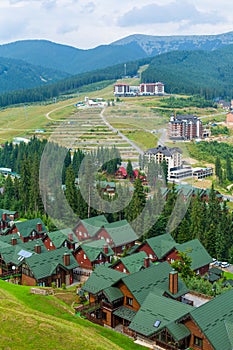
[112,261,129,274]
[21,274,36,286]
[43,236,56,250]
[74,249,93,270]
[137,243,158,261]
[117,281,140,311]
[184,318,214,350]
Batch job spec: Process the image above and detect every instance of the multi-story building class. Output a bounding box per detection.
[144,145,182,179]
[169,114,203,140]
[114,82,165,96]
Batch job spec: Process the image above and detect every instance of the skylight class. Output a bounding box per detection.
[153,320,161,328]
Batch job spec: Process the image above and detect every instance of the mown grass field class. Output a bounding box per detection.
[0,281,144,350]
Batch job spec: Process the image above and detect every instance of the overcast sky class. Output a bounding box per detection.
[0,0,232,49]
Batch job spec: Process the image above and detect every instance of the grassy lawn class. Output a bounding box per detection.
[124,130,158,150]
[0,281,144,350]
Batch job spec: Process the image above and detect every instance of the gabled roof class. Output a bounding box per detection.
[1,245,33,266]
[113,306,137,322]
[15,218,47,238]
[176,239,212,270]
[48,228,79,248]
[129,292,193,337]
[112,251,148,273]
[80,240,114,262]
[82,265,123,295]
[119,262,188,305]
[190,289,233,350]
[80,215,109,237]
[103,286,124,303]
[24,247,78,280]
[145,233,176,259]
[103,220,138,247]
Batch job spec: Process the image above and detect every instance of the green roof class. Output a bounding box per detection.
[99,181,116,189]
[82,265,123,295]
[209,267,223,276]
[103,287,124,303]
[103,220,138,246]
[15,218,47,238]
[115,251,148,273]
[190,289,233,350]
[81,240,114,262]
[48,228,79,248]
[24,247,78,280]
[113,306,137,322]
[176,239,212,271]
[1,245,33,266]
[120,261,189,305]
[81,215,109,237]
[166,322,191,341]
[204,273,220,283]
[145,233,176,259]
[129,292,193,337]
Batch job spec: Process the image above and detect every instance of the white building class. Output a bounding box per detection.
[144,145,182,178]
[114,82,165,97]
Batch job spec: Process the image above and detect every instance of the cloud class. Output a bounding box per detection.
[117,0,225,27]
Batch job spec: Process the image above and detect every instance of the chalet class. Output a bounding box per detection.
[135,233,176,262]
[0,209,18,221]
[115,166,127,179]
[96,220,138,255]
[175,239,212,276]
[81,262,189,331]
[182,289,233,350]
[14,218,47,243]
[0,236,47,280]
[74,240,114,275]
[74,215,108,242]
[21,247,79,287]
[43,228,79,250]
[98,181,116,196]
[111,251,151,274]
[129,292,194,349]
[81,265,124,304]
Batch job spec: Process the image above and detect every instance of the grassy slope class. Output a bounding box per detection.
[0,281,143,350]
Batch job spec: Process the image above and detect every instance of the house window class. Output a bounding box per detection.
[102,311,107,321]
[126,296,133,306]
[194,336,203,348]
[83,254,87,260]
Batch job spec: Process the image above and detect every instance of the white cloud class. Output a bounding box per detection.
[0,0,231,48]
[117,1,224,27]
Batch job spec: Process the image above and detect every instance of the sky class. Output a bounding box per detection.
[0,0,233,49]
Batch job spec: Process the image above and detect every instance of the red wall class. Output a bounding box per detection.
[75,223,92,241]
[137,243,158,261]
[43,237,56,250]
[74,248,93,270]
[112,261,129,274]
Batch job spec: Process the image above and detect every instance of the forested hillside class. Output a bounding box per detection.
[0,56,69,93]
[141,45,233,99]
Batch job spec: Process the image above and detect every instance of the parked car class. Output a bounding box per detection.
[214,261,221,266]
[221,262,230,268]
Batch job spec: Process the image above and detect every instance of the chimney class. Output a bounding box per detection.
[144,257,150,268]
[63,252,70,266]
[68,233,73,242]
[34,244,41,254]
[36,222,42,232]
[103,244,108,254]
[2,213,7,221]
[11,237,17,246]
[169,270,178,295]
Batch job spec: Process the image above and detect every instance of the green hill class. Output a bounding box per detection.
[141,45,233,99]
[0,281,143,350]
[0,56,70,93]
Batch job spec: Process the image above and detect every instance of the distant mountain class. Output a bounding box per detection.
[0,56,70,93]
[2,31,233,96]
[112,31,233,56]
[1,31,233,77]
[0,40,146,75]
